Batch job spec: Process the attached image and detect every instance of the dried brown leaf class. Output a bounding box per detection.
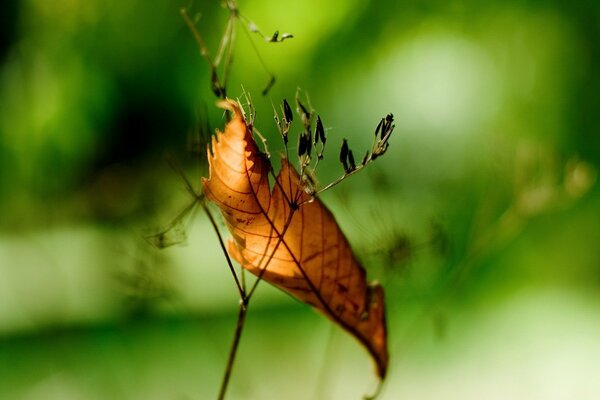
[202,99,388,379]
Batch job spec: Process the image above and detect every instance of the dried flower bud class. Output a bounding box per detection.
[381,114,394,140]
[305,131,312,158]
[348,150,356,171]
[340,138,349,163]
[297,99,311,125]
[298,100,309,117]
[298,133,306,157]
[316,115,326,145]
[375,118,383,137]
[362,151,369,166]
[283,99,293,124]
[340,138,349,173]
[372,113,395,160]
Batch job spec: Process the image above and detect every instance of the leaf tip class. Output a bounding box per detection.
[216,98,241,114]
[367,282,389,380]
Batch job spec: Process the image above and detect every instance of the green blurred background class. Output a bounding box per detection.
[1,0,599,399]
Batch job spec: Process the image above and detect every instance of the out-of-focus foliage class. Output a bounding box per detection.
[1,0,599,399]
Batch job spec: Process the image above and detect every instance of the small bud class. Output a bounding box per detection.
[348,150,356,171]
[316,115,326,144]
[340,139,349,163]
[298,133,306,157]
[381,114,394,140]
[372,112,395,160]
[298,100,309,116]
[305,131,312,158]
[283,99,293,124]
[361,151,369,166]
[375,118,383,137]
[340,139,349,173]
[269,30,280,42]
[297,99,311,125]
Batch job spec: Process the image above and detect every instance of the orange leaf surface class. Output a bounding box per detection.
[202,99,388,379]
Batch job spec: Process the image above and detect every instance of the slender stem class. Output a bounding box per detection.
[180,7,227,99]
[239,14,276,95]
[214,14,233,66]
[218,299,248,400]
[201,202,245,300]
[313,162,369,197]
[180,8,215,68]
[222,16,237,90]
[252,127,271,159]
[201,200,250,400]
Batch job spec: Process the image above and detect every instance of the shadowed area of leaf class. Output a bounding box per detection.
[202,99,388,379]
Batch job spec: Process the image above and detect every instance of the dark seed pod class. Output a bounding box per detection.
[298,100,309,116]
[375,118,383,137]
[283,99,293,124]
[362,151,369,166]
[381,114,394,139]
[305,131,312,158]
[340,139,349,163]
[316,115,326,144]
[297,99,310,123]
[270,30,280,42]
[341,159,349,173]
[348,150,356,171]
[340,138,349,172]
[298,133,306,157]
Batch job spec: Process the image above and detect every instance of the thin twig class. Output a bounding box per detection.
[239,14,277,95]
[201,200,250,400]
[180,8,215,68]
[217,299,248,400]
[222,16,237,91]
[201,202,245,300]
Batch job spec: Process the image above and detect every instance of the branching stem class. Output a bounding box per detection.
[201,200,248,400]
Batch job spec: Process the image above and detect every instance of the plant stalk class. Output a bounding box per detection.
[217,299,248,400]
